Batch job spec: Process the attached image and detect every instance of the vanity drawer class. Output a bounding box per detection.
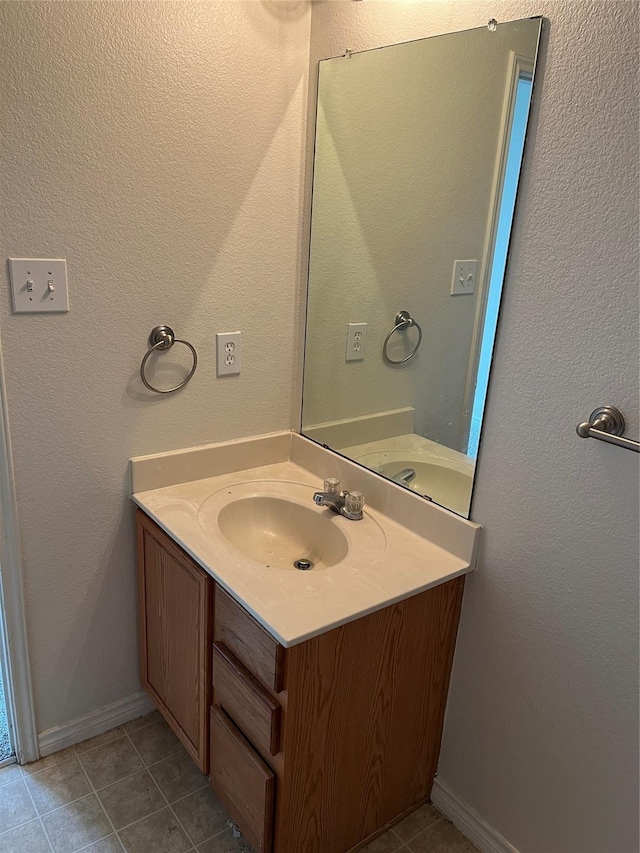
[213,642,280,756]
[215,586,284,693]
[210,706,275,853]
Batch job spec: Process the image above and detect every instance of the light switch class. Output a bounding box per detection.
[8,258,69,313]
[451,260,477,295]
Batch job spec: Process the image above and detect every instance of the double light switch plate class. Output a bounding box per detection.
[9,258,69,313]
[451,260,477,296]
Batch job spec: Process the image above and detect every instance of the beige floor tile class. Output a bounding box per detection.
[171,786,229,845]
[123,712,162,733]
[407,818,479,853]
[0,817,52,853]
[78,739,143,789]
[127,720,182,766]
[26,757,91,814]
[0,779,37,832]
[394,804,442,842]
[197,826,254,852]
[0,762,23,788]
[149,751,208,803]
[22,748,77,776]
[75,728,127,755]
[41,793,112,853]
[361,828,404,852]
[118,807,191,853]
[98,770,165,830]
[81,835,125,852]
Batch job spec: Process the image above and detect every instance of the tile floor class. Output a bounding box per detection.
[0,711,478,853]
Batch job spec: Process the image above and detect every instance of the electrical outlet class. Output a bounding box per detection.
[451,260,478,295]
[346,322,367,362]
[216,331,241,376]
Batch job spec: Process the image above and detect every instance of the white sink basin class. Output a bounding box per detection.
[217,495,349,571]
[356,451,474,516]
[195,480,386,573]
[380,459,471,499]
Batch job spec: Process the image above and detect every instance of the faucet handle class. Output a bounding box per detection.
[323,478,342,495]
[344,490,365,516]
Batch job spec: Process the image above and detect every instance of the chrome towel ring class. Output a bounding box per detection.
[140,325,198,394]
[383,310,423,364]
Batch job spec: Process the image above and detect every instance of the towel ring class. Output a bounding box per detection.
[140,325,198,394]
[383,310,423,364]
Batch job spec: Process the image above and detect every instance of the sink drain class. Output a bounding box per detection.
[294,558,314,571]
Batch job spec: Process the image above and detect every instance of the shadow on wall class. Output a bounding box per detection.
[45,501,140,730]
[3,0,308,359]
[0,0,312,734]
[259,1,310,23]
[124,67,311,411]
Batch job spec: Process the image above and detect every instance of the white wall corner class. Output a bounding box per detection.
[37,692,155,758]
[431,778,521,853]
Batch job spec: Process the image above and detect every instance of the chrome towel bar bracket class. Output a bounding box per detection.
[140,325,198,394]
[576,406,640,453]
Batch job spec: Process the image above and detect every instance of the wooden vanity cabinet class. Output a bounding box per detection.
[136,508,465,853]
[136,510,213,773]
[211,579,465,853]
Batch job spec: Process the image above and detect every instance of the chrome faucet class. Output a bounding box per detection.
[391,467,416,486]
[313,478,365,520]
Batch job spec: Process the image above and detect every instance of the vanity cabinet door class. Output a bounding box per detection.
[136,509,213,773]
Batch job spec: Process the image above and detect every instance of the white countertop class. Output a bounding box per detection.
[132,456,475,647]
[340,432,475,474]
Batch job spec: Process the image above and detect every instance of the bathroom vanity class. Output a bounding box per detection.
[132,432,479,853]
[130,15,544,853]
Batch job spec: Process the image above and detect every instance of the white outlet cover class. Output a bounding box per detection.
[9,258,69,313]
[451,260,478,296]
[216,331,241,376]
[346,322,367,362]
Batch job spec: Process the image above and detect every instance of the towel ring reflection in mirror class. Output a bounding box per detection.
[383,310,423,365]
[140,325,198,394]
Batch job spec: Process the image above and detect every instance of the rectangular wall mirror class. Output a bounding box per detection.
[301,17,543,518]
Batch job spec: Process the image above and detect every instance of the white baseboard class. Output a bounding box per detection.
[431,777,521,853]
[38,691,155,757]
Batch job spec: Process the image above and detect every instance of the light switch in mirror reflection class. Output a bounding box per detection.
[301,17,543,518]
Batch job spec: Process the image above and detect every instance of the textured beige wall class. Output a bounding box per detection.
[0,0,310,733]
[308,3,639,853]
[0,4,637,852]
[303,20,539,448]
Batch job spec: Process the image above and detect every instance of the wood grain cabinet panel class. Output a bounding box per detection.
[210,706,275,853]
[273,577,465,853]
[213,643,281,757]
[215,586,284,693]
[136,510,213,773]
